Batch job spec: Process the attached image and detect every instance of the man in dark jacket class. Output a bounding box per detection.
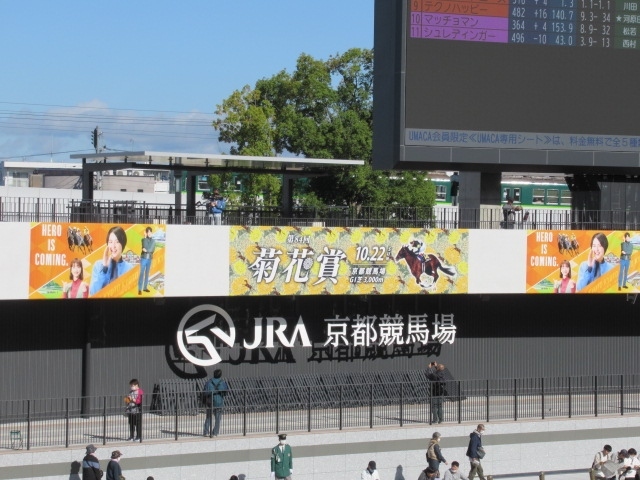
[465,424,486,480]
[82,444,101,480]
[203,368,229,437]
[106,450,123,480]
[427,361,447,423]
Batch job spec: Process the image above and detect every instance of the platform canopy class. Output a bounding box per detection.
[70,151,364,172]
[70,151,365,217]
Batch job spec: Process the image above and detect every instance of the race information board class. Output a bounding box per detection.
[410,0,640,49]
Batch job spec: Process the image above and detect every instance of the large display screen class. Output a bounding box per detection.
[373,0,640,170]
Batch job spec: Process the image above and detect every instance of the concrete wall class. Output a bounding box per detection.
[0,416,638,480]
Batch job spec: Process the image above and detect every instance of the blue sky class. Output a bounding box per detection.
[0,1,373,161]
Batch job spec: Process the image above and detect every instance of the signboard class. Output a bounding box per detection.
[373,0,640,170]
[29,223,166,299]
[175,304,458,367]
[527,230,638,293]
[229,226,469,295]
[15,222,639,299]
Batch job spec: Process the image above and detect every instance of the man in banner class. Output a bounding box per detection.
[619,232,633,291]
[138,226,156,295]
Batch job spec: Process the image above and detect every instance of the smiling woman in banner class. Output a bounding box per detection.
[89,226,133,296]
[576,232,613,292]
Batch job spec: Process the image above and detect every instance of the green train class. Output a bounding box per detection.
[433,177,572,209]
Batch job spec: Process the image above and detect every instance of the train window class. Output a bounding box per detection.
[532,188,545,204]
[436,185,447,201]
[502,188,511,201]
[197,175,210,192]
[547,189,559,205]
[560,190,572,206]
[512,188,521,202]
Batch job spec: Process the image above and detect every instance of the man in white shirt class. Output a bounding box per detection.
[362,460,380,480]
[623,449,640,479]
[592,444,615,479]
[443,461,469,480]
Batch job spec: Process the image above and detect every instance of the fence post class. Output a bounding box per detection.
[174,391,179,441]
[514,378,518,421]
[242,389,247,437]
[620,374,624,416]
[594,375,598,417]
[65,398,69,448]
[369,384,373,429]
[457,380,462,424]
[103,396,107,445]
[276,388,280,434]
[339,385,343,431]
[568,377,572,418]
[26,400,31,451]
[541,378,545,420]
[307,386,312,433]
[485,379,490,423]
[400,383,404,428]
[429,390,433,425]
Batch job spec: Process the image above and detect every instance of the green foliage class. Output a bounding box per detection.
[212,48,435,209]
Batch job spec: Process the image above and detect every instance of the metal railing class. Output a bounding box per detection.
[1,196,639,230]
[1,374,639,450]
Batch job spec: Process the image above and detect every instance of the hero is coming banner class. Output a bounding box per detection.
[229,226,469,295]
[29,223,165,299]
[527,230,639,294]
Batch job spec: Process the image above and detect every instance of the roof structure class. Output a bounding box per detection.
[70,151,365,217]
[70,151,363,172]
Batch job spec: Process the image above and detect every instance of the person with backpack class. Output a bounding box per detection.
[426,431,448,476]
[209,189,226,225]
[82,444,102,480]
[203,368,228,437]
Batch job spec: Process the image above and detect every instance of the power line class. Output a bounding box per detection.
[0,101,214,116]
[0,149,89,161]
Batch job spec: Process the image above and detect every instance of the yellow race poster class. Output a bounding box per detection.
[229,226,468,295]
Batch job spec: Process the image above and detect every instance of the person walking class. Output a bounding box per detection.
[106,450,123,480]
[271,433,293,480]
[426,432,448,475]
[466,424,486,480]
[203,368,229,437]
[82,444,102,480]
[361,460,381,480]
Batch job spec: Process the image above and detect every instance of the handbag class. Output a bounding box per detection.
[477,447,486,459]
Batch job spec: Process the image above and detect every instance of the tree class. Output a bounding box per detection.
[212,87,281,206]
[213,48,436,209]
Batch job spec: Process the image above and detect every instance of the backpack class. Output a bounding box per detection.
[426,441,437,460]
[203,378,226,407]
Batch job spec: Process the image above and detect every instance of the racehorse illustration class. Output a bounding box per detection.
[395,245,456,289]
[569,234,579,257]
[83,226,93,253]
[67,226,87,254]
[557,233,578,257]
